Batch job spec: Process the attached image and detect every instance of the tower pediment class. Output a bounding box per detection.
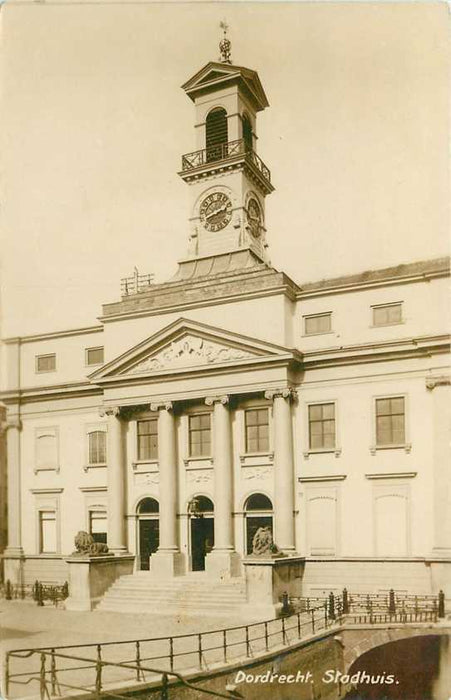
[181,61,269,112]
[89,318,298,384]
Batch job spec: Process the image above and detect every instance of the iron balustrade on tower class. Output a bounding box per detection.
[181,138,271,183]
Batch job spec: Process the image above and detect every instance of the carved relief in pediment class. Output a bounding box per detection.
[127,335,257,374]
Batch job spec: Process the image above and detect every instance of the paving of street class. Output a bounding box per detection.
[0,600,277,699]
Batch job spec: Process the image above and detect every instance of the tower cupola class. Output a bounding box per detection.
[177,30,274,274]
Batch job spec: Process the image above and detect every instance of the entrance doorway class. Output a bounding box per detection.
[189,496,214,571]
[244,493,273,555]
[137,497,159,571]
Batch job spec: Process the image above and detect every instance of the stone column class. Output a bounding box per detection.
[205,396,240,578]
[150,402,184,577]
[2,415,25,583]
[102,407,127,554]
[265,388,297,553]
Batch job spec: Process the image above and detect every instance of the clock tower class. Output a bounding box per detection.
[177,31,274,275]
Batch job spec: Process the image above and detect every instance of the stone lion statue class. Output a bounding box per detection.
[74,531,109,556]
[251,527,285,557]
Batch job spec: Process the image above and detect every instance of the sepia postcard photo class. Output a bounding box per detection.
[0,1,450,699]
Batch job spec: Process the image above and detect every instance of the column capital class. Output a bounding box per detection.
[426,375,451,391]
[150,401,173,412]
[264,387,298,403]
[99,406,121,418]
[0,418,22,434]
[205,395,229,407]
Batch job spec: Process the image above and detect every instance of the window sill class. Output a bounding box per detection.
[303,448,341,460]
[83,463,107,472]
[132,460,159,473]
[240,452,274,465]
[35,370,57,375]
[370,322,404,328]
[184,456,213,468]
[301,331,335,338]
[370,443,412,455]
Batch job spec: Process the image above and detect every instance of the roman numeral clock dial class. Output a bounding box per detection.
[199,192,232,232]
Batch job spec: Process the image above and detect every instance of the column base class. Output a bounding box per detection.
[150,550,185,578]
[205,550,241,579]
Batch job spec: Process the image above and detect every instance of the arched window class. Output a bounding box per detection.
[137,497,159,514]
[244,493,273,555]
[206,108,228,162]
[242,114,253,152]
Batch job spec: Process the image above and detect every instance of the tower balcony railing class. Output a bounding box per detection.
[181,138,271,183]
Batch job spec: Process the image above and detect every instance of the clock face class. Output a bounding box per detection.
[247,198,262,238]
[199,192,233,232]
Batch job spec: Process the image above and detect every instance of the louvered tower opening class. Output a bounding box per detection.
[242,114,253,152]
[206,108,228,162]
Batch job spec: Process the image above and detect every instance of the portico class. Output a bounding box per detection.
[85,317,302,578]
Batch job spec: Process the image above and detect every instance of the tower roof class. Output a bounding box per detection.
[181,61,269,112]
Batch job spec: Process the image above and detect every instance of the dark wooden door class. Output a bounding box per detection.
[191,518,214,571]
[139,519,159,570]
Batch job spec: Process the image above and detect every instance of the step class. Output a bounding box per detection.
[98,572,249,614]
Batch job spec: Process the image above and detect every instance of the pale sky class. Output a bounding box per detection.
[0,1,449,337]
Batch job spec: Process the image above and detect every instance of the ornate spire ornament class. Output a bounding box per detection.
[219,21,232,64]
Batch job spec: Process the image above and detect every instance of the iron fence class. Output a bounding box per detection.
[5,592,443,700]
[5,603,330,699]
[0,579,69,607]
[286,588,446,619]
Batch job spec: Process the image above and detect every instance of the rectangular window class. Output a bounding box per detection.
[376,397,405,446]
[245,408,269,453]
[39,511,57,553]
[36,354,56,373]
[373,303,403,327]
[86,347,104,366]
[89,510,107,545]
[308,403,336,450]
[189,414,211,457]
[88,431,106,465]
[137,419,158,460]
[304,313,332,336]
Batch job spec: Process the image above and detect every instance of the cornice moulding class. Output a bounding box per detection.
[3,325,103,344]
[99,285,293,324]
[296,263,450,300]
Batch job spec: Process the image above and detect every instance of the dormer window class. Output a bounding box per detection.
[206,107,228,162]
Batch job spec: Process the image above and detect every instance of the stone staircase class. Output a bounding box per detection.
[97,571,249,615]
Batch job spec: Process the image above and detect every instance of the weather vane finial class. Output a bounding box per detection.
[219,20,232,64]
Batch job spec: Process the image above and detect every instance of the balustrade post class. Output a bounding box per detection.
[342,588,349,614]
[389,589,396,614]
[438,590,445,618]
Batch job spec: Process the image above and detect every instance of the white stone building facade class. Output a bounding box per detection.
[1,56,450,599]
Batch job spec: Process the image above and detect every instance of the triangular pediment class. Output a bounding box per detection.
[181,61,269,112]
[89,318,296,383]
[197,69,232,85]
